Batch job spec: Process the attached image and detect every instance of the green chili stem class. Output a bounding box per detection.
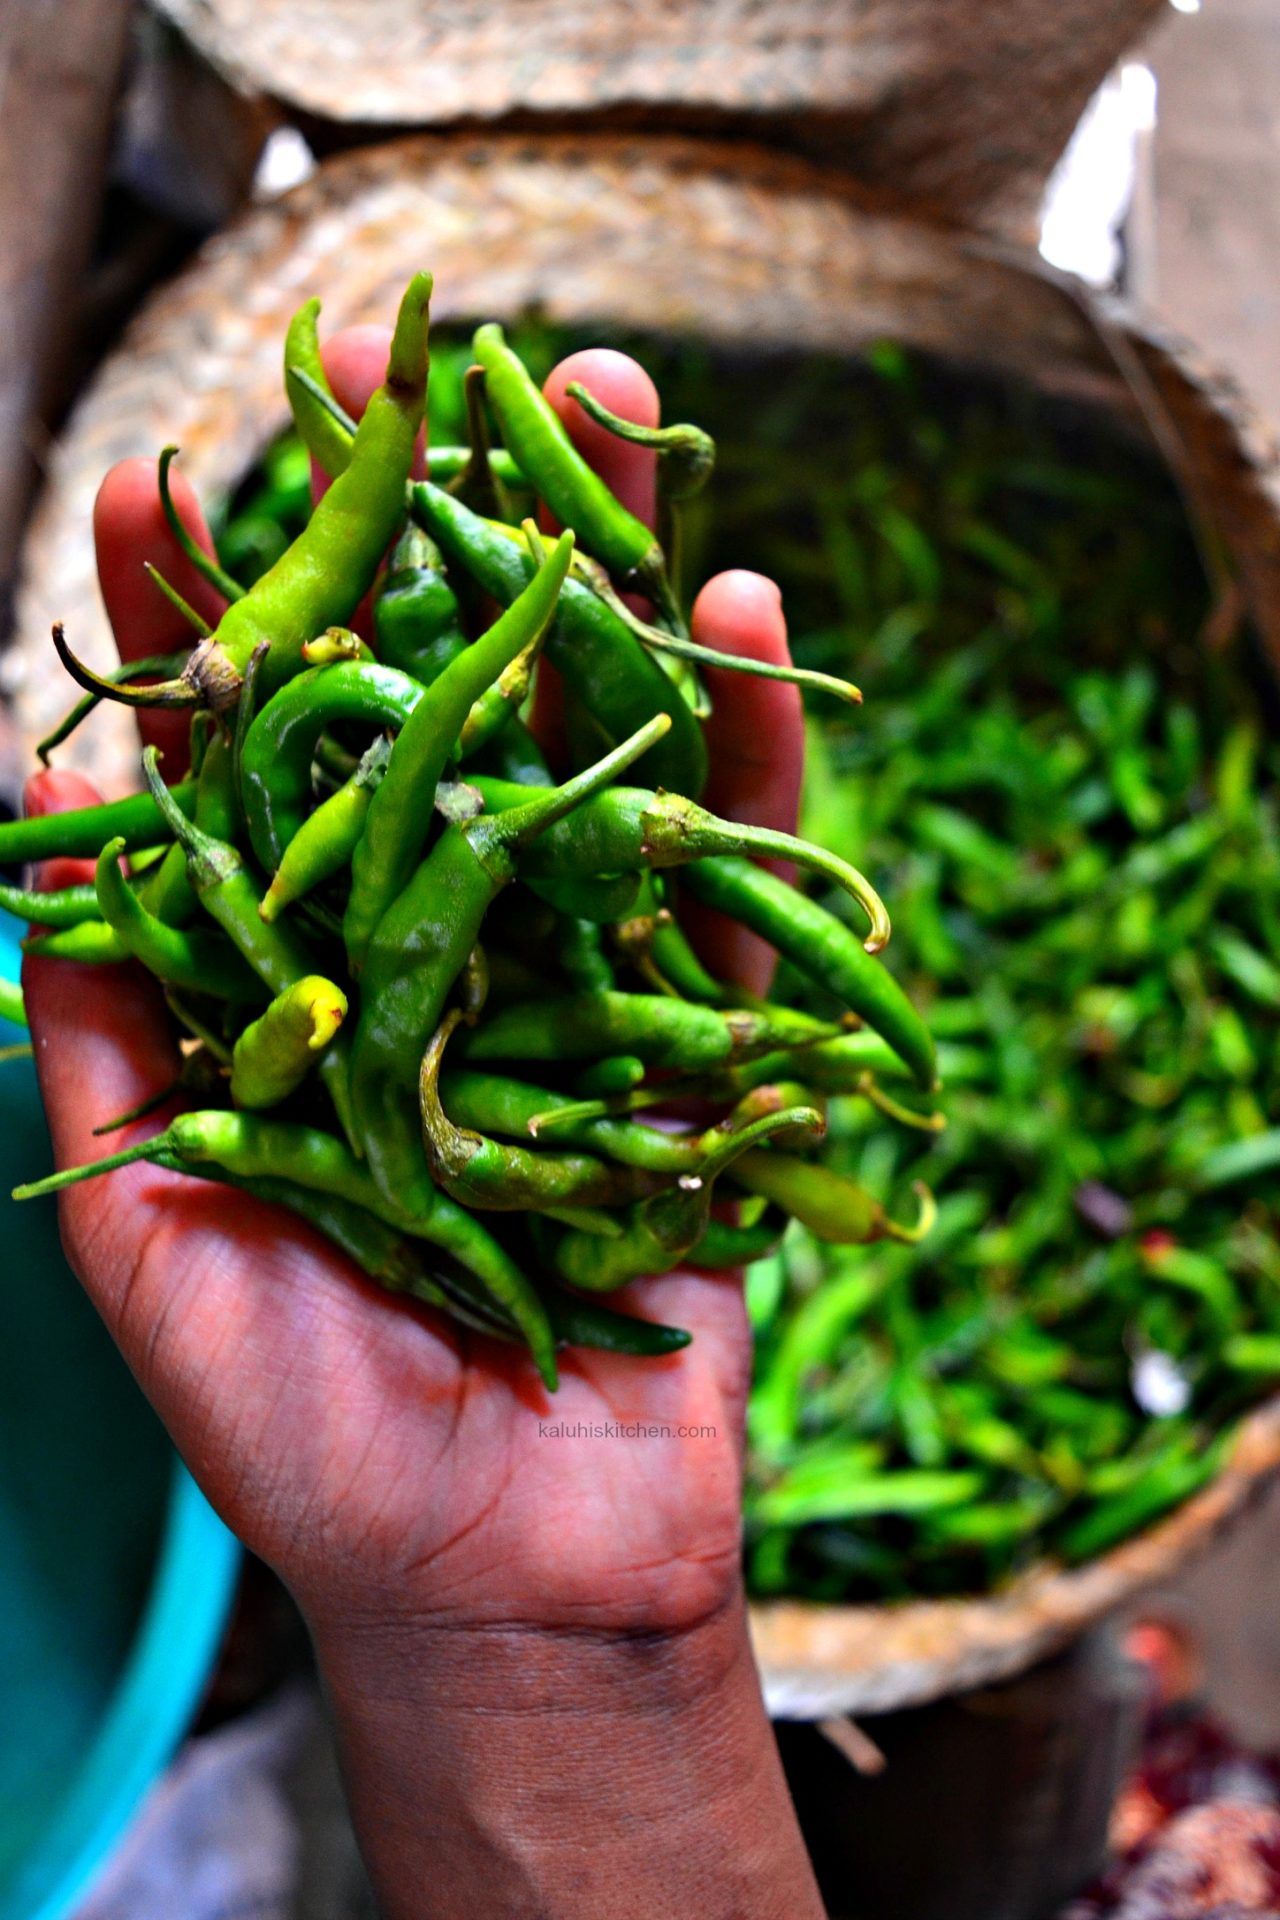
[158,447,245,603]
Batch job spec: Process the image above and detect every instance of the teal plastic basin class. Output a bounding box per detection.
[0,925,239,1920]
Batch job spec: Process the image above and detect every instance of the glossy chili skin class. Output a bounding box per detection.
[211,272,431,689]
[24,923,129,963]
[0,878,102,929]
[439,1067,756,1180]
[283,296,357,480]
[240,661,423,871]
[343,531,575,972]
[229,975,348,1108]
[350,717,673,1212]
[420,1018,668,1213]
[144,730,240,928]
[685,1213,787,1269]
[470,775,888,947]
[409,483,706,795]
[95,837,264,1001]
[194,1154,692,1359]
[373,526,469,685]
[526,870,641,925]
[151,1148,540,1345]
[682,856,937,1090]
[0,781,196,865]
[142,749,359,1149]
[730,1150,926,1244]
[471,322,660,586]
[542,1290,691,1356]
[555,915,615,991]
[351,818,526,1211]
[260,736,391,922]
[457,990,829,1071]
[548,1105,819,1290]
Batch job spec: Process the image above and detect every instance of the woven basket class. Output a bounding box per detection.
[13,133,1280,1712]
[148,0,1163,232]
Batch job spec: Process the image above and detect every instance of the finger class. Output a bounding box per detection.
[541,350,660,527]
[317,324,428,498]
[93,457,227,770]
[533,349,660,756]
[680,570,803,996]
[314,325,390,502]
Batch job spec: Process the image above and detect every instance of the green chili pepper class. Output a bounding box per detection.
[343,529,575,971]
[441,1065,701,1173]
[550,1103,823,1290]
[158,447,244,605]
[681,857,936,1088]
[563,380,715,502]
[420,1011,669,1212]
[468,775,889,949]
[473,322,681,622]
[542,1289,692,1356]
[240,661,421,870]
[1058,1434,1225,1564]
[260,736,391,923]
[1223,1334,1280,1374]
[0,878,103,929]
[24,923,128,964]
[207,272,431,691]
[230,976,349,1108]
[749,1265,890,1457]
[95,838,264,1000]
[1196,1128,1280,1189]
[574,1056,645,1096]
[733,1154,935,1246]
[409,482,707,795]
[350,716,676,1217]
[750,1466,984,1530]
[16,1108,558,1389]
[0,782,197,866]
[142,729,239,929]
[36,650,193,765]
[283,298,358,481]
[373,526,469,685]
[527,871,641,925]
[284,357,524,494]
[141,748,358,1151]
[685,1211,787,1268]
[459,991,835,1071]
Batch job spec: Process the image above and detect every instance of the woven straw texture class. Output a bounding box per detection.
[12,136,1280,1715]
[150,0,1163,229]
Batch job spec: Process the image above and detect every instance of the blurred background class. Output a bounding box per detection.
[3,3,1280,1917]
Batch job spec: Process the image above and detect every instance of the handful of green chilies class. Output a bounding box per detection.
[6,274,937,1394]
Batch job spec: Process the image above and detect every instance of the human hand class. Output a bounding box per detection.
[22,330,821,1917]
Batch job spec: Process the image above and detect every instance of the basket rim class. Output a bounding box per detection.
[750,1391,1280,1718]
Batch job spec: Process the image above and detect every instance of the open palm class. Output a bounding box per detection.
[22,336,803,1643]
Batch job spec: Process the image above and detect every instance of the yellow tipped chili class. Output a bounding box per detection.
[230,975,349,1110]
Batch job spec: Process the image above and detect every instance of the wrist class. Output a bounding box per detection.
[309,1594,823,1920]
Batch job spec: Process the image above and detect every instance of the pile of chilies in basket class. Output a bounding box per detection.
[5,272,938,1389]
